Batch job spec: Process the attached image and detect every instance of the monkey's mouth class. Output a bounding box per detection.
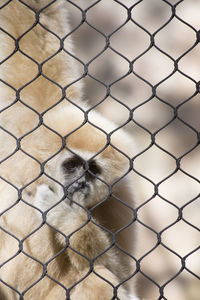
[65,182,90,201]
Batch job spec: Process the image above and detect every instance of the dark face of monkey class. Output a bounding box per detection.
[61,155,102,206]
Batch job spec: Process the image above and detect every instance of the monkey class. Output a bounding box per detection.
[0,0,139,299]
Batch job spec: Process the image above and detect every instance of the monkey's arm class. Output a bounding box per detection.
[0,0,82,113]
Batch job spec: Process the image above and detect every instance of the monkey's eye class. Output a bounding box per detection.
[62,157,82,171]
[88,161,101,175]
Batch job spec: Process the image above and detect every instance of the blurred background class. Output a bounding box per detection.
[67,1,200,299]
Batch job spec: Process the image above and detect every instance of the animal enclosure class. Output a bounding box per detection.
[0,1,200,300]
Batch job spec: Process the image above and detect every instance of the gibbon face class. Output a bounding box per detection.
[62,155,101,199]
[47,147,128,209]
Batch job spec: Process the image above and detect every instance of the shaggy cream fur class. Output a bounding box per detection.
[0,1,138,299]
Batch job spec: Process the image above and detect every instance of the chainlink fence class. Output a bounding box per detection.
[0,0,200,299]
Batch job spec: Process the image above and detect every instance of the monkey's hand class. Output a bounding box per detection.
[34,184,65,213]
[34,184,87,228]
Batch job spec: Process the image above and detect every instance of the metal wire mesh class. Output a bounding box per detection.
[0,0,200,299]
